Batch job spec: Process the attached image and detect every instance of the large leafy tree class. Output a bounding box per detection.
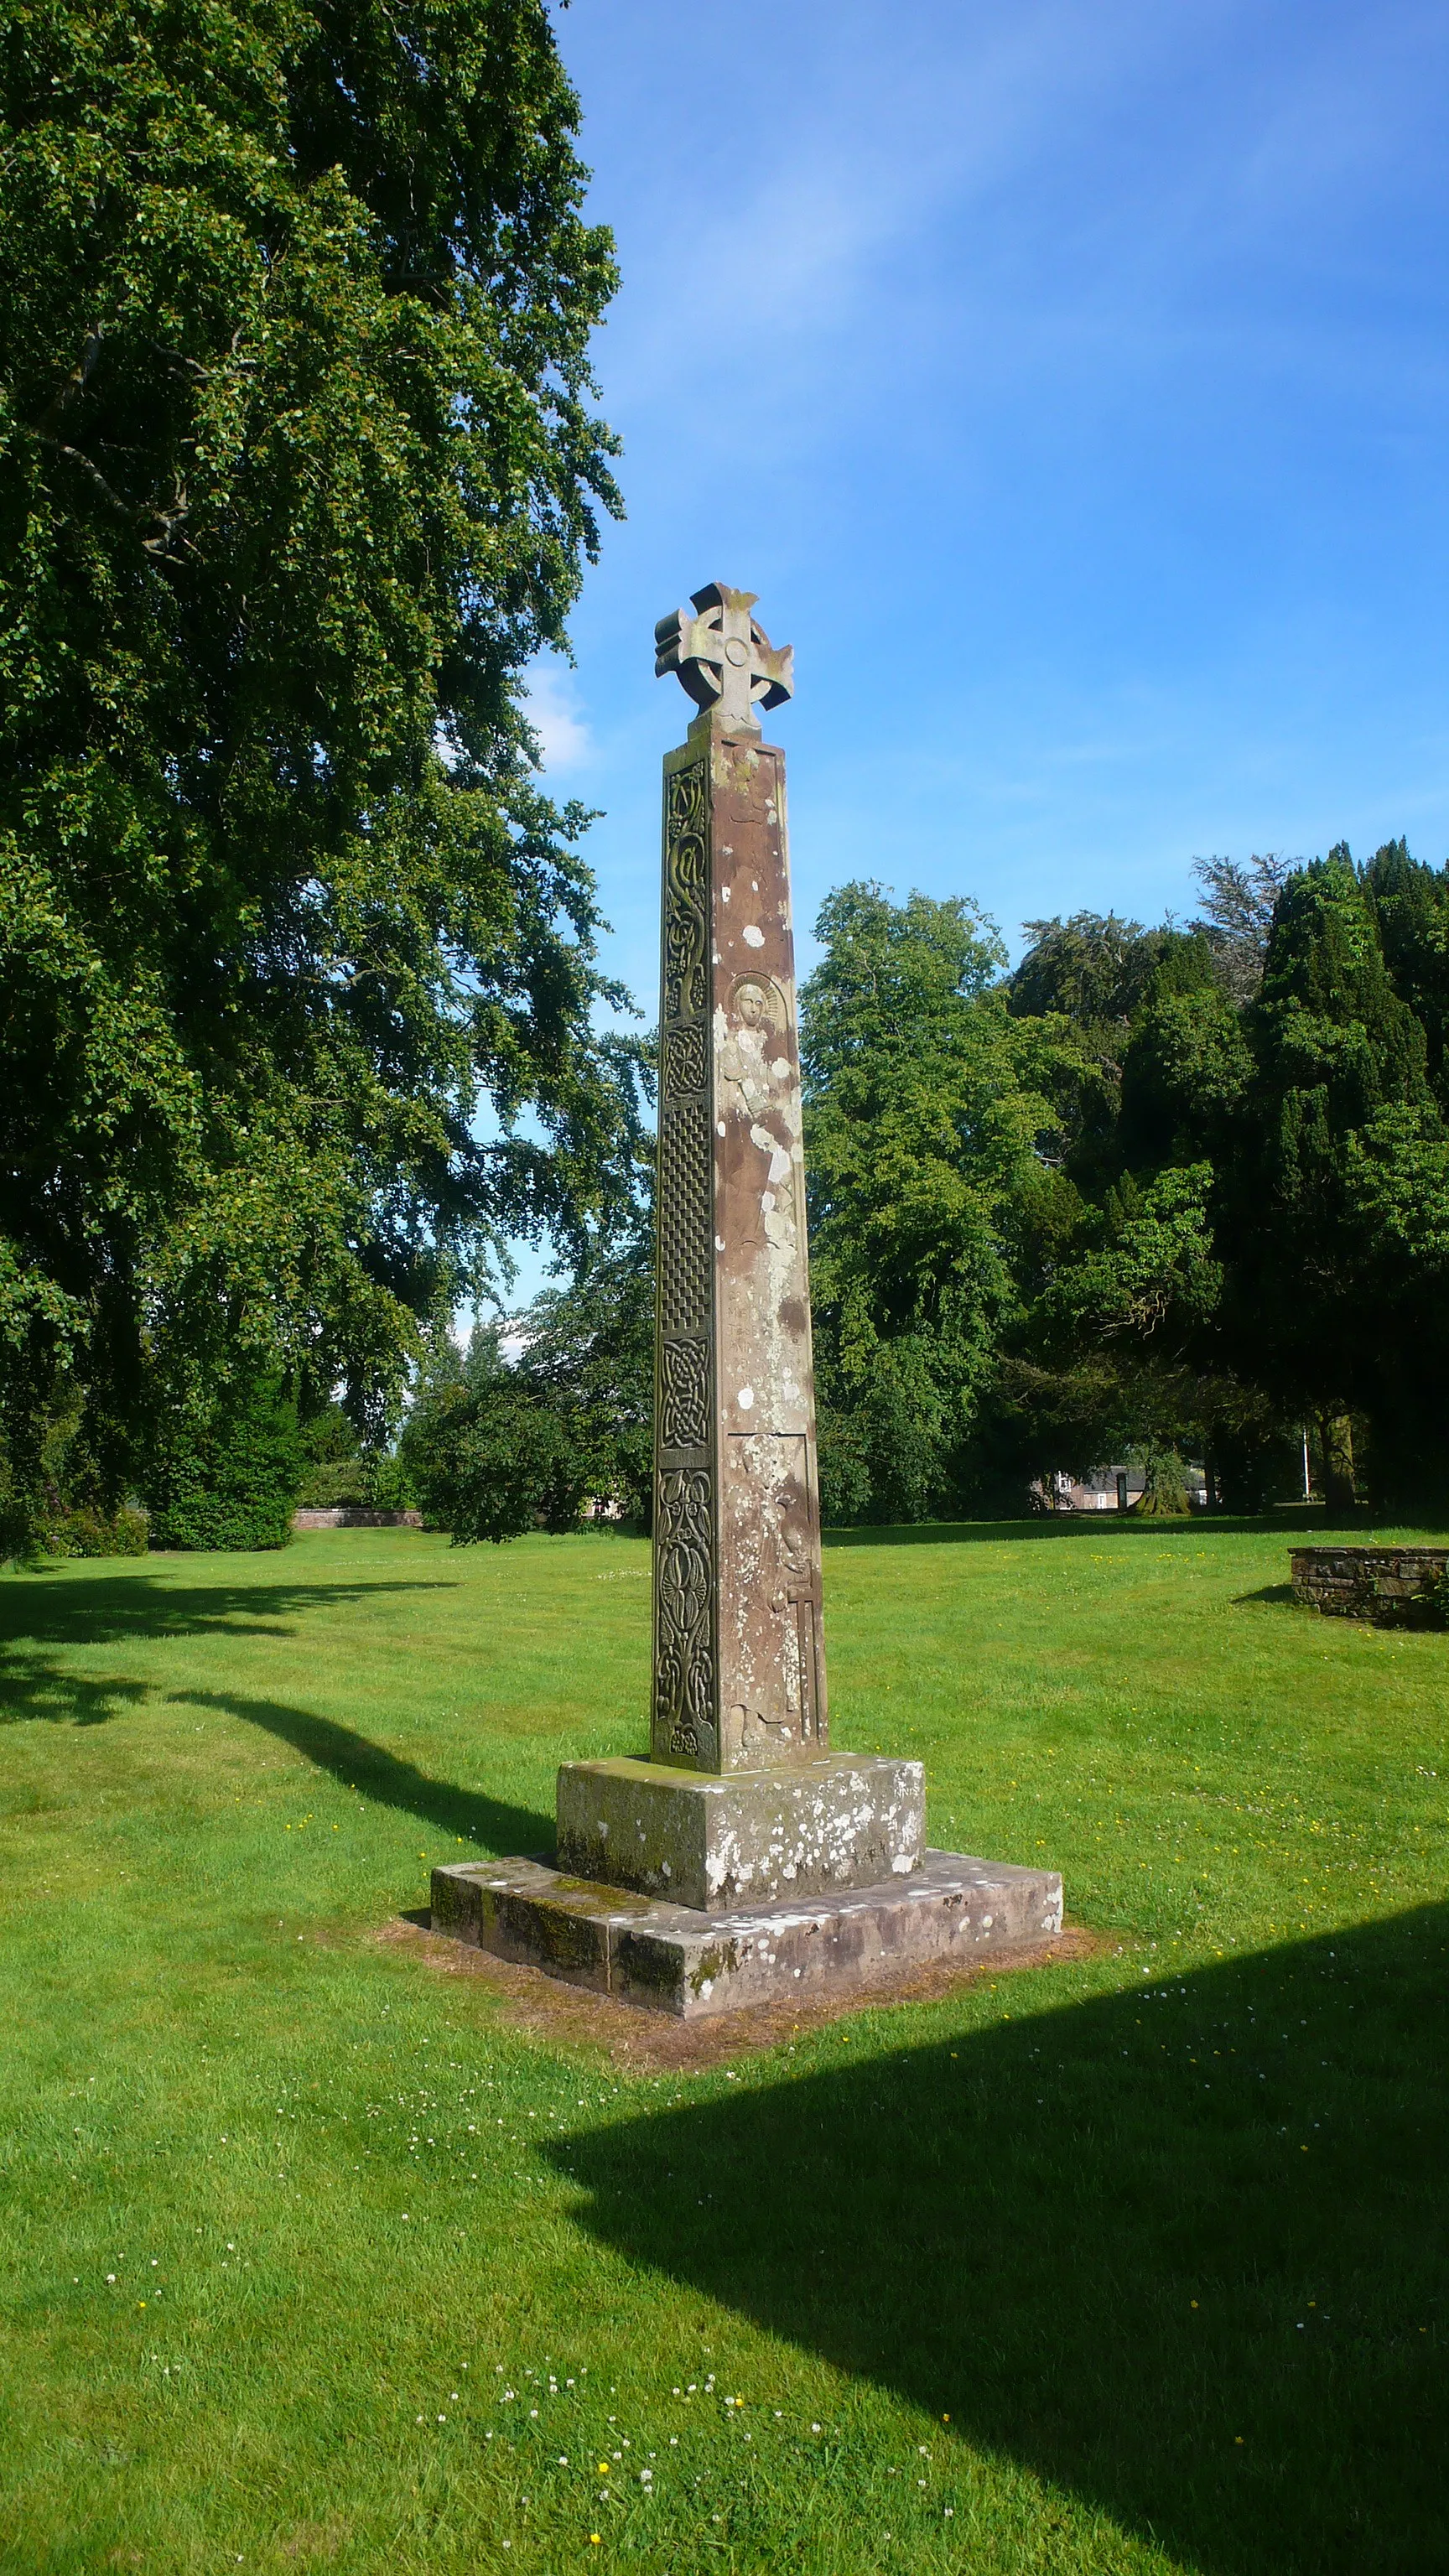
[1226,847,1449,1507]
[799,883,1082,1521]
[402,1321,565,1545]
[399,1186,653,1544]
[996,915,1265,1505]
[1012,844,1449,1513]
[0,0,631,1535]
[1189,851,1294,1004]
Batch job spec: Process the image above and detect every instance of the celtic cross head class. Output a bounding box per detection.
[654,582,794,733]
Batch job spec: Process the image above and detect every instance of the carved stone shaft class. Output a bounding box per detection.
[652,601,826,1774]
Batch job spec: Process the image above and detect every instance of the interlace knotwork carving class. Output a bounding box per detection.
[664,763,708,1023]
[657,1102,710,1334]
[659,1337,709,1452]
[654,1468,714,1758]
[662,1018,709,1099]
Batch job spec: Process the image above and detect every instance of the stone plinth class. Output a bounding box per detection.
[430,1849,1063,2019]
[554,1752,923,1913]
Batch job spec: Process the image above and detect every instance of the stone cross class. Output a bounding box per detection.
[651,581,827,1772]
[428,580,1064,2015]
[654,581,794,735]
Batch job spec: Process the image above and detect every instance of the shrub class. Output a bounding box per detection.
[366,1452,416,1513]
[403,1329,564,1545]
[44,1504,148,1558]
[147,1376,301,1551]
[408,1381,563,1545]
[294,1452,415,1511]
[294,1457,371,1510]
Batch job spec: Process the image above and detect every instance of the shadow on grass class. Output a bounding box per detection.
[0,1659,157,1727]
[178,1689,552,1857]
[0,1566,449,1727]
[0,1633,549,1847]
[553,1910,1448,2576]
[823,1513,1348,1549]
[0,1565,447,1654]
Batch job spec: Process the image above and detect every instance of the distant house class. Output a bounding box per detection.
[1033,1463,1210,1513]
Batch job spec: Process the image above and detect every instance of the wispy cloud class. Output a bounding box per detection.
[553,0,1449,1008]
[522,662,591,775]
[579,2,1170,415]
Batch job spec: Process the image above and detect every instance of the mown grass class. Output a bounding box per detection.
[1,1517,1445,2575]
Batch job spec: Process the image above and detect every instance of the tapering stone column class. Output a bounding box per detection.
[429,586,1063,2015]
[649,584,824,1772]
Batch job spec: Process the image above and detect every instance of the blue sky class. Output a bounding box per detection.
[501,0,1449,1301]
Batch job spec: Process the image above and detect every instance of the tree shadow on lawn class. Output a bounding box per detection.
[0,1566,449,1659]
[0,1567,450,1730]
[823,1514,1339,1550]
[553,1909,1448,2576]
[0,1656,157,1727]
[179,1689,552,1857]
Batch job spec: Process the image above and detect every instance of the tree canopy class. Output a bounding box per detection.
[0,0,636,1545]
[798,883,1084,1521]
[795,849,1449,1523]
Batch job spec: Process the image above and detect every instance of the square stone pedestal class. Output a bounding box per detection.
[554,1753,924,1912]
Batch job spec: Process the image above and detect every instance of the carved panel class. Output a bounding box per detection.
[657,1101,711,1334]
[654,752,717,1766]
[662,1017,709,1099]
[663,763,709,1024]
[654,1468,716,1759]
[659,1336,709,1452]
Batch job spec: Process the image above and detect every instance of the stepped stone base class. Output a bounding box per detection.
[429,1849,1064,2018]
[554,1752,923,1913]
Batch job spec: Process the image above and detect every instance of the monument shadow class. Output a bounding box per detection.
[177,1688,552,1856]
[0,1566,548,1850]
[550,1909,1447,2576]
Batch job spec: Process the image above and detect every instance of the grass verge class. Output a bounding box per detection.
[1,1518,1445,2574]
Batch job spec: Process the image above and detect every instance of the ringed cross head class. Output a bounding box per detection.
[654,581,794,732]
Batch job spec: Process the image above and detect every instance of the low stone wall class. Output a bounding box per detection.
[1291,1545,1448,1625]
[292,1508,423,1530]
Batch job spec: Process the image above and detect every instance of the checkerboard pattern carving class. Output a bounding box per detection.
[658,1101,710,1335]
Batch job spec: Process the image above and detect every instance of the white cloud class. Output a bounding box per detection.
[576,1,1165,408]
[522,662,591,774]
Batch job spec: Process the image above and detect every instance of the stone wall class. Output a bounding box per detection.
[291,1508,423,1530]
[1291,1545,1448,1625]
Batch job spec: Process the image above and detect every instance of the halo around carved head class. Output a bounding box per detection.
[654,582,794,730]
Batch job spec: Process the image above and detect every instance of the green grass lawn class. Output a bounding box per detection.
[2,1517,1446,2576]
